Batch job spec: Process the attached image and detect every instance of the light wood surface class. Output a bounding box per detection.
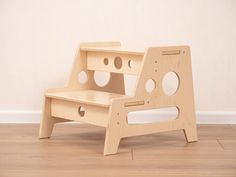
[39,41,198,155]
[46,90,127,107]
[86,51,143,75]
[1,124,236,177]
[80,46,144,55]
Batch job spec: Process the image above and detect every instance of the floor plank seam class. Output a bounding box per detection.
[216,139,225,150]
[131,148,134,160]
[229,124,236,132]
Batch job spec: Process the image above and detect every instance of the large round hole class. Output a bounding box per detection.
[114,56,122,69]
[94,71,111,87]
[162,72,179,96]
[128,60,134,68]
[77,71,88,84]
[104,58,109,65]
[78,106,85,117]
[145,79,156,93]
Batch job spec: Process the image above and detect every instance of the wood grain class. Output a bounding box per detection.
[0,124,236,177]
[40,42,198,155]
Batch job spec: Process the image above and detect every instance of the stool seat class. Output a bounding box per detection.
[46,90,128,107]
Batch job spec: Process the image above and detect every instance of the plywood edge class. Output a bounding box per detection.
[45,94,110,107]
[80,47,144,56]
[79,41,121,48]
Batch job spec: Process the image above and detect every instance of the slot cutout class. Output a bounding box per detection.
[162,50,181,55]
[127,107,179,124]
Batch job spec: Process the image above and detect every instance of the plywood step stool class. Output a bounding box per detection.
[39,42,198,155]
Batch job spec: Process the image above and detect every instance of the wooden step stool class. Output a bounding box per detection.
[39,42,198,155]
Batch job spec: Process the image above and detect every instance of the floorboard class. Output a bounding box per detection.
[0,124,235,177]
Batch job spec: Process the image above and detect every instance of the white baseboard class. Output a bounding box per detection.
[0,110,235,124]
[0,110,41,123]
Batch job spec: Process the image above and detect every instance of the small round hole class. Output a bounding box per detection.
[78,106,85,117]
[104,58,109,65]
[114,56,122,69]
[94,71,111,87]
[145,79,156,93]
[77,71,88,84]
[128,60,134,68]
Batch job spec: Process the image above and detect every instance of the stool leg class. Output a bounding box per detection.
[184,124,198,142]
[39,97,54,138]
[104,127,121,155]
[183,112,198,142]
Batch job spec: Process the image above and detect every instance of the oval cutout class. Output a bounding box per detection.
[127,107,179,124]
[145,79,156,93]
[128,60,134,68]
[94,71,110,87]
[162,72,179,96]
[77,71,88,84]
[114,56,122,69]
[104,58,109,65]
[78,106,85,117]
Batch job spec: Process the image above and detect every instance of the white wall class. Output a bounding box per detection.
[0,0,236,123]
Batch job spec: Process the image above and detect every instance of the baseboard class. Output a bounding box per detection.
[0,110,235,124]
[0,110,41,123]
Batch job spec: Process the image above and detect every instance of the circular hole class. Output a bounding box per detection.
[162,72,179,96]
[94,71,111,87]
[114,56,122,69]
[78,106,85,117]
[104,58,109,65]
[77,71,88,84]
[128,60,134,68]
[145,79,156,93]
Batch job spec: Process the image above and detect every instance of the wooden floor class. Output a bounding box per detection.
[0,124,236,177]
